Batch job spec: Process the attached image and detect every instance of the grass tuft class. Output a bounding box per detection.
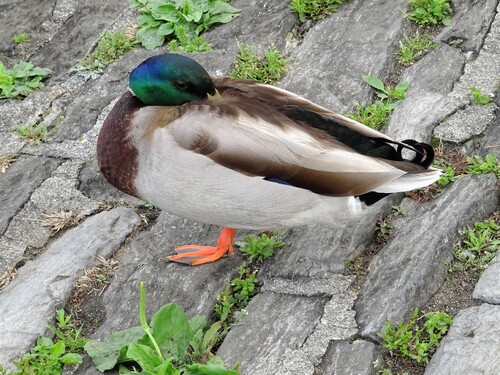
[290,0,346,22]
[230,43,288,84]
[379,308,453,364]
[76,30,137,74]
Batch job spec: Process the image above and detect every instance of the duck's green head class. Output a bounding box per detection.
[129,53,216,106]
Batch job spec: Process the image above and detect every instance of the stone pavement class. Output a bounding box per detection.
[0,0,499,374]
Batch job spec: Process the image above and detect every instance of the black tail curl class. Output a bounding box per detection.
[397,139,435,169]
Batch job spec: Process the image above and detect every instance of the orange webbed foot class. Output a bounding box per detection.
[166,227,235,266]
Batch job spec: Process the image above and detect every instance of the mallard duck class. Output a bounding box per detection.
[97,53,441,266]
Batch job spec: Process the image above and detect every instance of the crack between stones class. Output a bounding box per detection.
[449,0,500,95]
[474,0,500,53]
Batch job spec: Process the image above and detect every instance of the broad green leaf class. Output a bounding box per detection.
[209,1,240,15]
[136,26,165,50]
[11,61,33,77]
[150,303,194,360]
[60,353,83,365]
[190,315,207,333]
[26,66,51,77]
[189,329,204,358]
[154,359,182,375]
[385,102,397,110]
[126,342,163,371]
[442,18,451,26]
[375,92,388,100]
[204,13,239,28]
[202,321,221,351]
[191,8,203,22]
[50,341,66,358]
[185,363,239,375]
[138,14,161,27]
[84,326,145,371]
[362,75,385,92]
[37,336,54,347]
[394,81,409,99]
[153,5,179,22]
[157,22,175,36]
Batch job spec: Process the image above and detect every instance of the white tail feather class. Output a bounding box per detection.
[374,167,442,193]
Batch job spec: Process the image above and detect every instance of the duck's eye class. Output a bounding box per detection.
[174,80,189,91]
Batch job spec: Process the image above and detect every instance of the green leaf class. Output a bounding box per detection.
[202,321,221,352]
[60,353,83,365]
[139,282,164,360]
[189,328,205,358]
[136,26,165,50]
[362,75,385,92]
[150,303,194,360]
[0,59,51,99]
[154,360,181,375]
[126,342,163,371]
[190,315,207,333]
[50,341,66,358]
[442,18,451,26]
[157,22,176,36]
[84,326,145,371]
[37,336,54,347]
[394,81,409,99]
[185,363,239,375]
[132,0,240,50]
[204,13,239,28]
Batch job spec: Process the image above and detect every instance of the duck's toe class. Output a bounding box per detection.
[166,227,235,266]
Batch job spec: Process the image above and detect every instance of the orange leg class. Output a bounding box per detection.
[166,227,235,266]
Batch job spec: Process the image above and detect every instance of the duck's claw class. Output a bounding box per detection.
[166,227,235,266]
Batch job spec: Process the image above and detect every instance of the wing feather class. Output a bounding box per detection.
[144,77,439,197]
[165,103,413,196]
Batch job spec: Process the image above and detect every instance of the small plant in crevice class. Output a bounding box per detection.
[130,0,240,51]
[390,204,406,218]
[470,86,492,105]
[75,256,119,296]
[236,232,284,263]
[168,29,212,53]
[12,121,54,145]
[379,308,453,364]
[371,205,409,246]
[405,146,491,202]
[343,257,367,278]
[364,75,409,102]
[436,164,455,187]
[347,101,395,131]
[346,75,408,130]
[398,32,436,66]
[465,154,499,177]
[405,0,452,26]
[450,217,499,273]
[84,282,238,374]
[0,310,86,374]
[7,337,83,375]
[374,216,395,244]
[214,233,284,333]
[47,309,89,353]
[230,43,288,84]
[290,0,346,22]
[76,30,138,74]
[0,60,51,99]
[13,33,29,44]
[373,359,410,375]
